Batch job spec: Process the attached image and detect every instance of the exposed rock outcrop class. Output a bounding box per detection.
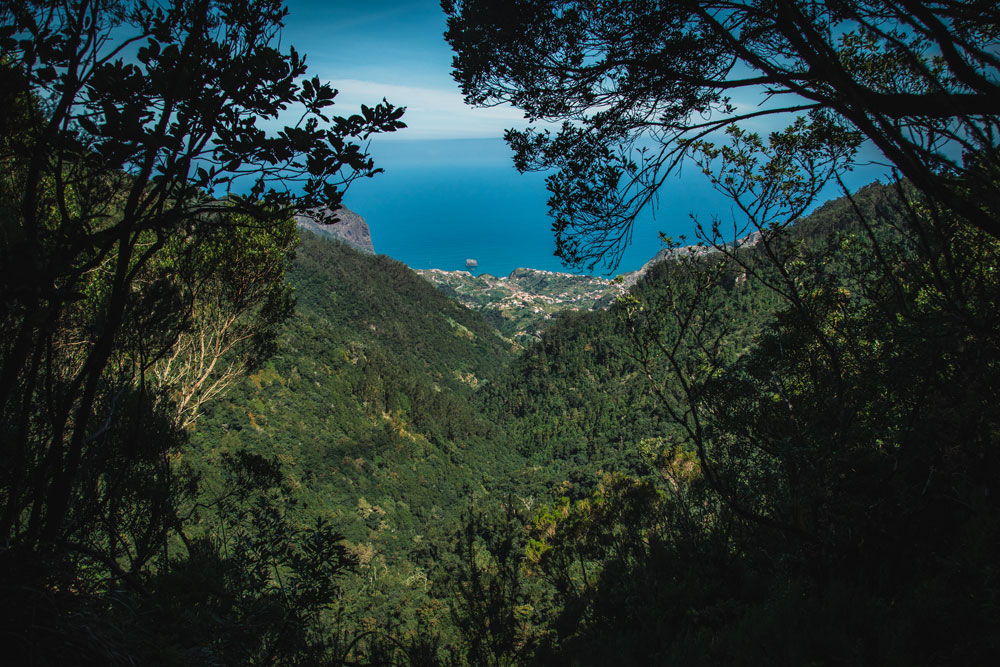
[295,205,374,254]
[617,230,763,286]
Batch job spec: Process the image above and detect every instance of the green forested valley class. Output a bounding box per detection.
[207,181,1000,664]
[4,1,1000,665]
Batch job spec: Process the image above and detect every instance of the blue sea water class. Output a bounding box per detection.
[341,138,890,277]
[343,139,726,277]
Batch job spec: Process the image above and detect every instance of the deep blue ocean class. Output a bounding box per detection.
[341,138,889,277]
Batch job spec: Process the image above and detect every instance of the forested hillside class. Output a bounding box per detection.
[186,233,526,641]
[191,231,520,526]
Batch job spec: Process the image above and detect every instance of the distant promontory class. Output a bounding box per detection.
[295,205,375,254]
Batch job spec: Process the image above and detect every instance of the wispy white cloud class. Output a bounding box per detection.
[327,79,535,140]
[317,78,808,144]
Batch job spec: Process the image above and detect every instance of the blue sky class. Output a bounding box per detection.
[284,1,524,140]
[280,1,889,276]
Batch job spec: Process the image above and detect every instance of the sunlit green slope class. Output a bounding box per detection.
[189,232,520,579]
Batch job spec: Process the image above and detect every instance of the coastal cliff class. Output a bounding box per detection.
[295,205,375,254]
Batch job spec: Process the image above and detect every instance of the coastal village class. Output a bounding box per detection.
[416,267,622,345]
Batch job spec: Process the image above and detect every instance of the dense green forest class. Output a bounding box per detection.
[4,0,1000,665]
[185,234,526,646]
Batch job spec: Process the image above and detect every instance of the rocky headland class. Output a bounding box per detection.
[295,205,375,254]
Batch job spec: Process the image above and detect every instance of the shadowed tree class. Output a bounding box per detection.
[0,0,403,607]
[444,3,1000,663]
[444,0,1000,269]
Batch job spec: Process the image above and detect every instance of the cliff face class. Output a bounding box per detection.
[294,205,375,254]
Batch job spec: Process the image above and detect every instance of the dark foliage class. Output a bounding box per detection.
[1,1,402,662]
[445,0,1000,268]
